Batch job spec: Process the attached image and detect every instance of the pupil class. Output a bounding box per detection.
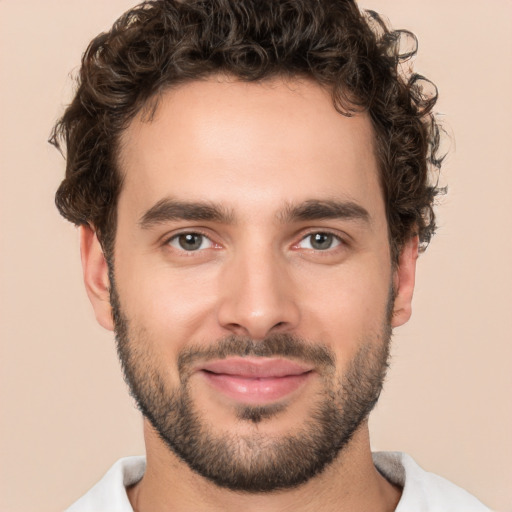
[311,233,332,250]
[179,233,202,250]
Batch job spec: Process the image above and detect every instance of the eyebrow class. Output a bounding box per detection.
[138,197,370,229]
[139,198,235,229]
[278,199,370,225]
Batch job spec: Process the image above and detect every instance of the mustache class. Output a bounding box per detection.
[177,333,336,377]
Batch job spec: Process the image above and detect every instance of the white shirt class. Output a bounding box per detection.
[65,452,491,512]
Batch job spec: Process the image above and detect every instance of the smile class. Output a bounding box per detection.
[197,357,314,404]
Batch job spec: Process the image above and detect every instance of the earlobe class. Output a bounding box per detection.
[79,225,114,331]
[391,236,419,328]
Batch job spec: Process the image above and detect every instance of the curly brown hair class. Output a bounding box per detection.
[50,0,444,263]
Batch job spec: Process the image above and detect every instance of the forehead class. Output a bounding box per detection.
[117,77,383,224]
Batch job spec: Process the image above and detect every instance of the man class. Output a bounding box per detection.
[51,0,490,510]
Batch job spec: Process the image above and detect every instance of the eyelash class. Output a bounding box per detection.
[165,230,218,253]
[293,231,346,252]
[164,229,347,254]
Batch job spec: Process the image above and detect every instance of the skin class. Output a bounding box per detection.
[80,77,418,512]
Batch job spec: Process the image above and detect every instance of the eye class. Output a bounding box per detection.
[297,232,341,251]
[168,233,214,251]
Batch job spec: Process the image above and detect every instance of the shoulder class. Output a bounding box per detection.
[373,451,491,512]
[65,456,146,512]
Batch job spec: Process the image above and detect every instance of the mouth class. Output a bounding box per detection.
[196,357,315,404]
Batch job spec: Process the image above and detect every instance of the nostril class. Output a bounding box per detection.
[224,323,251,337]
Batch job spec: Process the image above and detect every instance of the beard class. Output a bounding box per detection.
[110,279,393,493]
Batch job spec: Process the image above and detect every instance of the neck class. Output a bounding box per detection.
[127,420,401,512]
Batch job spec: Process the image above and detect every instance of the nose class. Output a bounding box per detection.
[216,243,301,340]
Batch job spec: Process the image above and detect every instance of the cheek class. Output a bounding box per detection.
[115,258,221,347]
[297,261,391,346]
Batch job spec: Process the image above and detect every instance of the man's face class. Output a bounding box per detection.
[86,77,416,491]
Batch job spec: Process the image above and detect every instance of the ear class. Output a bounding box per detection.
[391,236,419,328]
[79,225,114,331]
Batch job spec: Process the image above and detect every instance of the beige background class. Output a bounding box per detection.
[1,1,511,511]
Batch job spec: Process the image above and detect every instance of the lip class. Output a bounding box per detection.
[197,357,314,404]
